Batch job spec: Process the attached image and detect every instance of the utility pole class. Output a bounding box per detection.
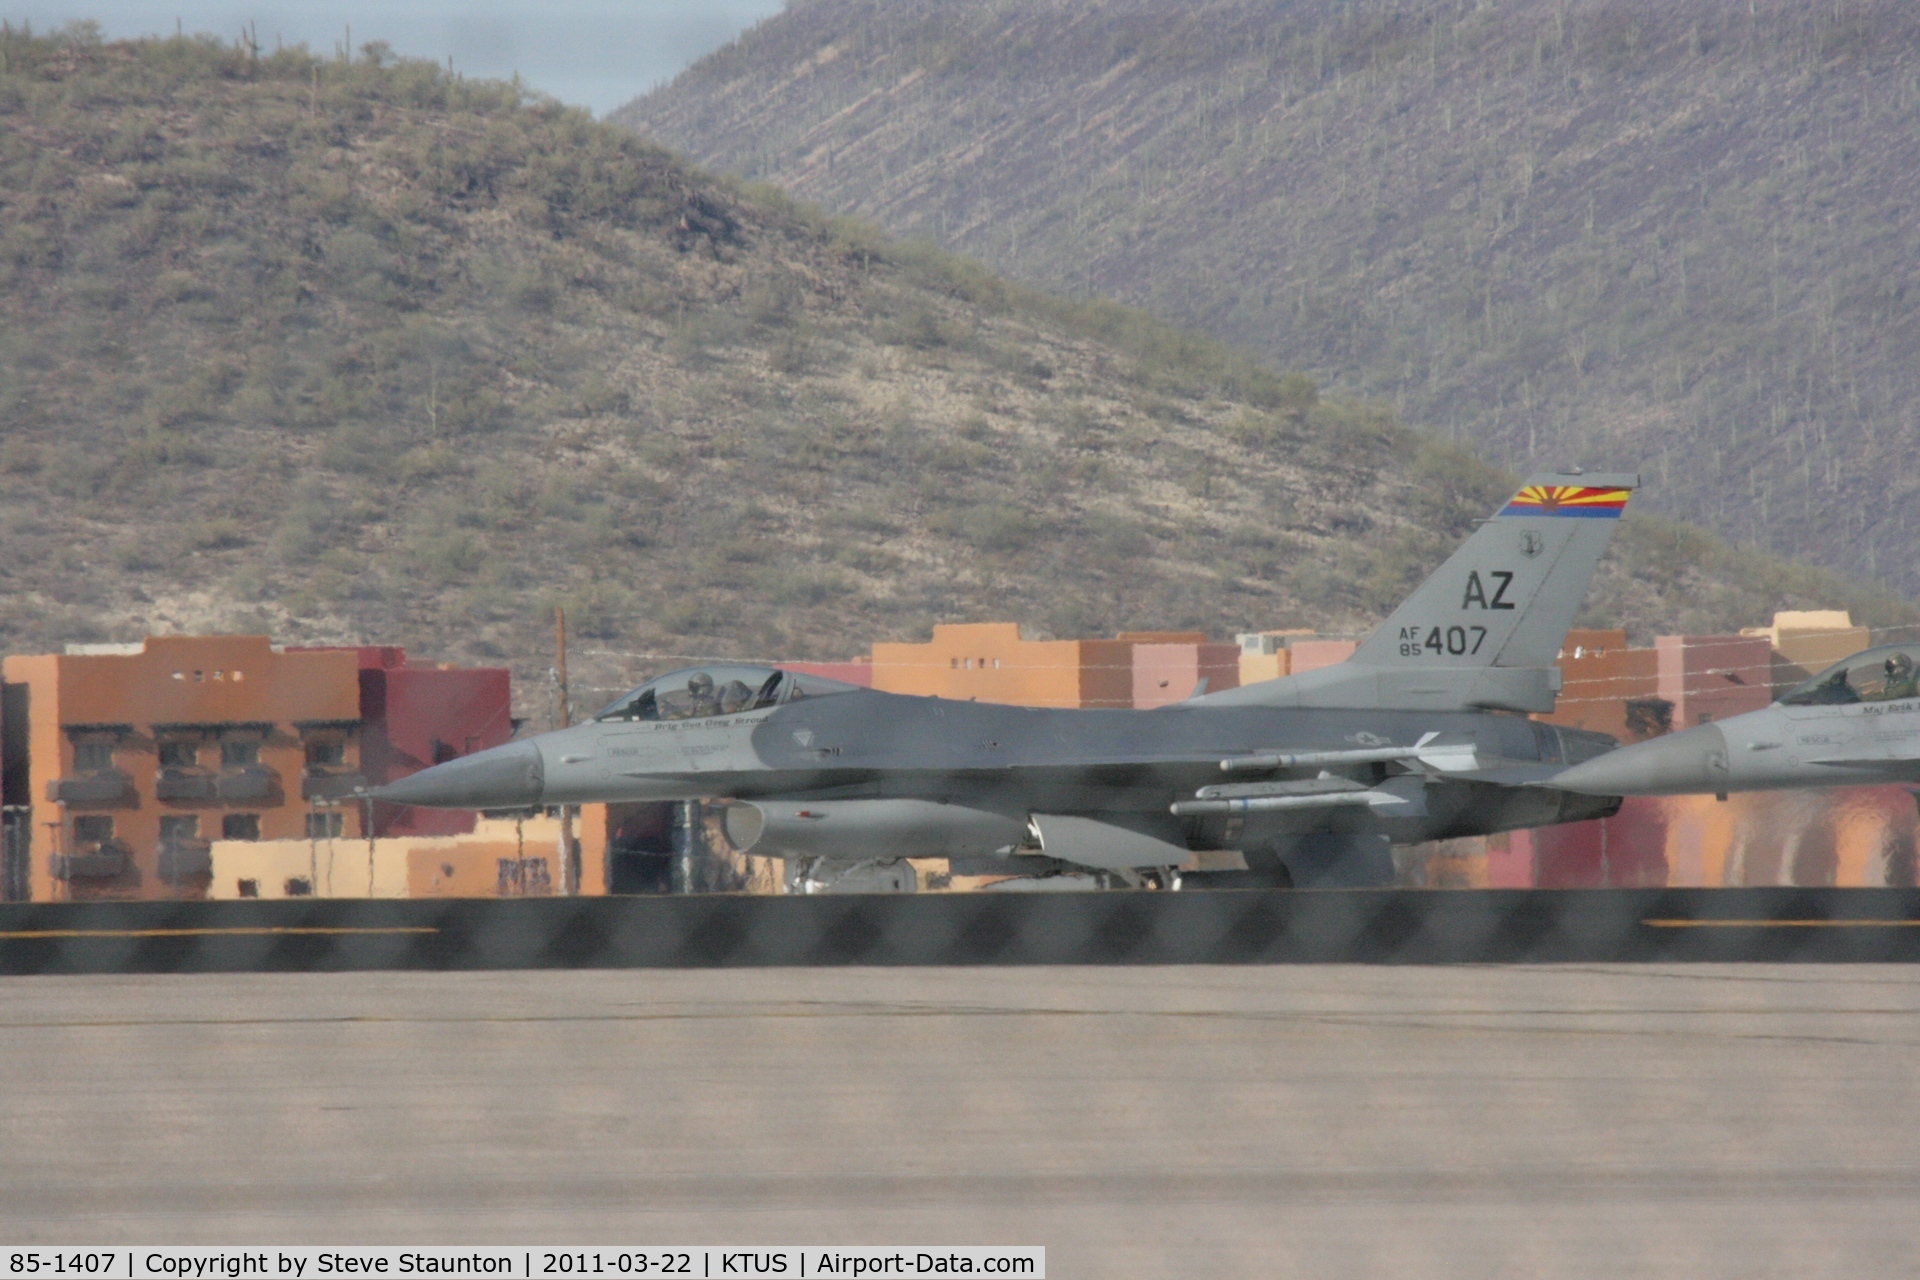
[555,606,576,896]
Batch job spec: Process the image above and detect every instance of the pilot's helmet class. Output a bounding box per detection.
[1888,652,1914,678]
[687,671,716,696]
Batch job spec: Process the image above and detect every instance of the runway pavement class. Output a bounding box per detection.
[2,965,1916,1277]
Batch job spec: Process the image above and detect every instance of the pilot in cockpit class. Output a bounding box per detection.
[1885,651,1918,702]
[684,671,721,719]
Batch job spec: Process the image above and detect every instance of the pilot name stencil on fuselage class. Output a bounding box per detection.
[609,713,776,735]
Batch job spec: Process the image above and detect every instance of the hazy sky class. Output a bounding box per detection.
[0,0,786,115]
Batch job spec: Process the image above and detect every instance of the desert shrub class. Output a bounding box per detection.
[1084,511,1152,563]
[318,423,403,473]
[931,501,1037,553]
[187,518,247,550]
[402,530,485,583]
[823,504,901,536]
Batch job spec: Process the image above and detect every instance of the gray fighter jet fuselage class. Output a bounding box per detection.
[375,471,1640,887]
[1550,642,1920,799]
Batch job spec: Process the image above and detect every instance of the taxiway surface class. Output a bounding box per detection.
[2,965,1915,1277]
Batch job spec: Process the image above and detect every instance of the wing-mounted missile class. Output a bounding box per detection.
[1218,731,1479,775]
[1170,772,1409,816]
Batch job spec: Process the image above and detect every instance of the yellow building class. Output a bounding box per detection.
[1741,610,1872,693]
[1235,631,1313,685]
[208,809,612,899]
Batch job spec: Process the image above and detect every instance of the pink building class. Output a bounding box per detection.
[291,646,513,838]
[1492,799,1671,888]
[1131,643,1241,709]
[1655,634,1774,729]
[1287,639,1359,673]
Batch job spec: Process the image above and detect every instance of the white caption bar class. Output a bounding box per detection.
[2,1250,1043,1280]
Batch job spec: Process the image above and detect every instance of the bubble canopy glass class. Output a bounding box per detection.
[1779,644,1920,706]
[593,666,863,722]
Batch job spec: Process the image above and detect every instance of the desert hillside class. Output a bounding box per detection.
[623,0,1920,595]
[0,26,1910,717]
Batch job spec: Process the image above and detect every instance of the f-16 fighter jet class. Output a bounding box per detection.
[1550,641,1920,801]
[373,472,1638,888]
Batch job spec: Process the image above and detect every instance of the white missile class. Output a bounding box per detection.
[1171,789,1407,816]
[1219,731,1478,774]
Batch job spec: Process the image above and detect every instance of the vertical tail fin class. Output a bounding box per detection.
[1349,472,1639,670]
[1198,471,1637,713]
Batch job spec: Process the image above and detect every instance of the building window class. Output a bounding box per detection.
[158,740,199,769]
[72,741,115,772]
[73,815,113,846]
[305,740,345,768]
[236,879,259,898]
[222,813,260,841]
[159,815,199,842]
[305,812,343,839]
[221,739,260,767]
[284,877,313,897]
[496,857,552,895]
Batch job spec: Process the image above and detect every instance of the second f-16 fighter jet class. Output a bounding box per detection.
[1549,641,1920,800]
[374,471,1639,887]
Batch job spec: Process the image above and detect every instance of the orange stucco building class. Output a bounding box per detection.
[871,623,1138,708]
[1537,629,1662,742]
[1,636,363,902]
[869,623,1243,709]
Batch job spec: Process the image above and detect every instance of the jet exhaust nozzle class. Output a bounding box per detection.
[368,740,545,809]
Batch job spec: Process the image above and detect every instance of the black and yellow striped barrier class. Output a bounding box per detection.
[0,887,1917,972]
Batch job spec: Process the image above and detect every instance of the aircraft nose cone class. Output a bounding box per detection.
[1549,724,1729,797]
[368,740,545,809]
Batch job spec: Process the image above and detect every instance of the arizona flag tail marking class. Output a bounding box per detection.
[1498,484,1631,518]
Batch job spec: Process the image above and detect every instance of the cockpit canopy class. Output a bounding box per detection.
[1779,644,1920,706]
[593,665,862,723]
